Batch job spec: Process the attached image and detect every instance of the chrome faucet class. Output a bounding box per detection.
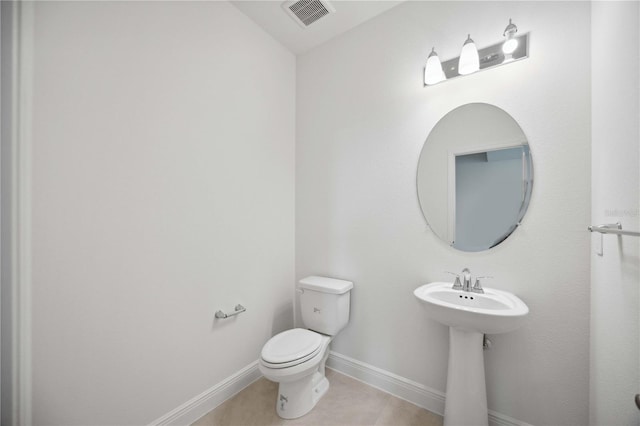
[472,276,492,294]
[445,271,463,290]
[447,268,492,293]
[461,268,472,292]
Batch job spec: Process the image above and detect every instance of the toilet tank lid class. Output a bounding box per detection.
[298,276,353,294]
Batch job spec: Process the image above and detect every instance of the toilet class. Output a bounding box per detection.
[259,276,353,419]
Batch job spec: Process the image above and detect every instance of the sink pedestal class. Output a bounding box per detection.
[444,328,488,426]
[414,282,529,426]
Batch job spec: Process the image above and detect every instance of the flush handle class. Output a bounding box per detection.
[635,394,640,410]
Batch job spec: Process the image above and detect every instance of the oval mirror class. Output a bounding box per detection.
[417,103,533,252]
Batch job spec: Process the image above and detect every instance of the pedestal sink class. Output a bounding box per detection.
[414,282,529,426]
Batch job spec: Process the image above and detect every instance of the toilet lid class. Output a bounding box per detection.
[261,328,322,365]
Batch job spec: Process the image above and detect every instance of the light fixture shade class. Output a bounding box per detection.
[424,48,446,85]
[458,34,479,75]
[502,38,518,55]
[502,18,518,55]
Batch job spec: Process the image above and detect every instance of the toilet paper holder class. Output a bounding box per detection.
[215,304,246,319]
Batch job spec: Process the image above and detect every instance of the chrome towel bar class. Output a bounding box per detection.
[589,223,640,256]
[588,223,640,237]
[215,304,246,319]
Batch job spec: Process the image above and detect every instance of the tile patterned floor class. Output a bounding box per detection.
[193,368,443,426]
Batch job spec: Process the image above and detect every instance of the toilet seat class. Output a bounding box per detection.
[261,329,323,369]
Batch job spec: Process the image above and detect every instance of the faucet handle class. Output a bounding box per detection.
[472,276,493,294]
[445,271,463,290]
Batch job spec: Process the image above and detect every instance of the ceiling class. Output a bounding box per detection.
[231,1,405,55]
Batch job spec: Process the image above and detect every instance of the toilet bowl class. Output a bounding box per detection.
[259,276,353,419]
[259,328,331,418]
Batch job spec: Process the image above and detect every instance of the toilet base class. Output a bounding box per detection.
[276,372,329,419]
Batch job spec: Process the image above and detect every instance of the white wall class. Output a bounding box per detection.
[297,2,591,424]
[590,2,640,425]
[30,2,295,424]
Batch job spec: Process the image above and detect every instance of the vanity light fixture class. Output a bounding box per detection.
[458,34,480,75]
[502,19,518,55]
[424,47,446,85]
[422,19,529,87]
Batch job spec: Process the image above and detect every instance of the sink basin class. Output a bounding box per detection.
[414,282,529,334]
[414,281,529,425]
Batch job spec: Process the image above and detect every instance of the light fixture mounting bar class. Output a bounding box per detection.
[424,33,529,87]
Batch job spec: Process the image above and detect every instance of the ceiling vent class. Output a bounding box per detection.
[282,0,336,28]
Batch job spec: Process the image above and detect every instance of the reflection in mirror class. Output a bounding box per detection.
[417,104,533,252]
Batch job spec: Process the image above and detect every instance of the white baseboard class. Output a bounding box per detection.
[149,361,262,426]
[150,352,532,426]
[326,351,446,416]
[326,351,533,426]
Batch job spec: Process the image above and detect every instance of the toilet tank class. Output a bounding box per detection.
[299,276,353,336]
